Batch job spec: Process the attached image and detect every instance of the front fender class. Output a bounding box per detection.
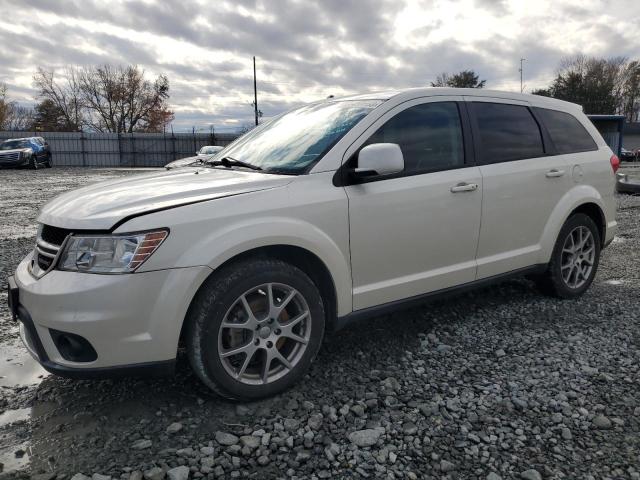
[117,175,352,315]
[538,184,607,264]
[189,216,352,315]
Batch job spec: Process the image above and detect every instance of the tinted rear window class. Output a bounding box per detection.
[534,108,597,154]
[472,103,544,164]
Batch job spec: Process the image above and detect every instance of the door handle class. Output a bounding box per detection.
[450,182,478,193]
[545,169,565,178]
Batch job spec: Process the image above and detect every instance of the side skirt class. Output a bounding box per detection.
[333,264,547,332]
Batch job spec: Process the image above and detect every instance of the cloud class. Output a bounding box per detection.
[0,0,638,130]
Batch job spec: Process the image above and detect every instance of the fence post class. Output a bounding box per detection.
[131,134,136,167]
[172,133,176,160]
[117,133,122,167]
[81,131,86,167]
[163,130,167,166]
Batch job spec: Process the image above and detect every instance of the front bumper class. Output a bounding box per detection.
[0,157,29,168]
[9,255,211,377]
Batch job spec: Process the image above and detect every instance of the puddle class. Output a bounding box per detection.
[0,442,30,473]
[0,342,48,387]
[604,279,624,285]
[0,407,31,427]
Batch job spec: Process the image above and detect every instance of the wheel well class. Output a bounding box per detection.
[570,203,605,245]
[179,245,338,345]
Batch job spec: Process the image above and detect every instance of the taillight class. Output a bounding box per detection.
[610,154,620,173]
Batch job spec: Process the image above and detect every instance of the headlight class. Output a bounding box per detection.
[58,230,168,274]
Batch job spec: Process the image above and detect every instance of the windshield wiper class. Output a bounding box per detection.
[206,156,262,171]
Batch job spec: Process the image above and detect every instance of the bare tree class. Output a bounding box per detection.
[33,65,173,133]
[33,67,83,131]
[0,83,11,129]
[77,65,173,133]
[5,105,35,131]
[536,56,634,115]
[621,60,640,122]
[0,83,35,131]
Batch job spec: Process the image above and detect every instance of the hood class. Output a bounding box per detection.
[164,155,209,169]
[0,148,31,155]
[38,167,294,230]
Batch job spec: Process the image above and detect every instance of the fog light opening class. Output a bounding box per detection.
[50,330,98,362]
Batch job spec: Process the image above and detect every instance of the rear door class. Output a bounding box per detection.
[345,97,483,310]
[466,98,570,279]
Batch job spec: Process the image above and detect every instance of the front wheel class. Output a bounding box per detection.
[535,213,601,298]
[29,155,38,170]
[186,258,325,400]
[45,154,52,168]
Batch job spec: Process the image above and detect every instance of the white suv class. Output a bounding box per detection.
[8,88,618,400]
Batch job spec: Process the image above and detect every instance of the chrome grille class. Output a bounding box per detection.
[0,152,20,162]
[31,225,69,277]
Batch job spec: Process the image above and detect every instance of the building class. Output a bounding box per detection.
[623,122,640,151]
[587,115,624,155]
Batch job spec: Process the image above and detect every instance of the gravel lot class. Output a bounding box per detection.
[1,167,639,480]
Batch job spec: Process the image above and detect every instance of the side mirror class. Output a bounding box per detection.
[354,143,404,177]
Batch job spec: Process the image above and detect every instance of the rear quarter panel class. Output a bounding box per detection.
[539,147,616,262]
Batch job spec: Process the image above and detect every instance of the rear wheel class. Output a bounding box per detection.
[535,213,601,298]
[186,258,325,400]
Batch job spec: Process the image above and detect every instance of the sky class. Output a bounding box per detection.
[1,0,639,132]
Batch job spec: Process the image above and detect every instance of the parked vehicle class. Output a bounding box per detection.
[164,145,224,170]
[8,88,617,400]
[620,148,637,162]
[0,136,52,169]
[616,172,640,194]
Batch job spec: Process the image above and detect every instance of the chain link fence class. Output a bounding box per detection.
[0,131,240,167]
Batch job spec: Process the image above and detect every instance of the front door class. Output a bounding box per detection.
[345,98,483,310]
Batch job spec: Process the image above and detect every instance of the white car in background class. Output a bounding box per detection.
[9,88,617,400]
[164,145,224,170]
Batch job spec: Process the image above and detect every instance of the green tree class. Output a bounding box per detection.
[33,98,71,131]
[432,70,486,88]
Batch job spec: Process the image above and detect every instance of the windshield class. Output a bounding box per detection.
[1,139,30,150]
[211,100,381,174]
[199,146,223,155]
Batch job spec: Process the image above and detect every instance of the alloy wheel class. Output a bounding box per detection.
[217,283,312,385]
[560,226,595,289]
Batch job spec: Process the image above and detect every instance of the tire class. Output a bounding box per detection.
[186,258,326,400]
[535,213,601,298]
[29,155,38,170]
[45,154,52,168]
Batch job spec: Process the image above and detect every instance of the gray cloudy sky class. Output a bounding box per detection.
[1,0,639,131]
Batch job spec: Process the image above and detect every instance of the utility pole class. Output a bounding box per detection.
[253,56,259,126]
[519,58,526,93]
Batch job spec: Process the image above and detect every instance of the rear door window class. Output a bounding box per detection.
[534,108,597,154]
[471,102,544,164]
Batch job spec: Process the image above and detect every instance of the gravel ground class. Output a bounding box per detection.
[1,167,639,480]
